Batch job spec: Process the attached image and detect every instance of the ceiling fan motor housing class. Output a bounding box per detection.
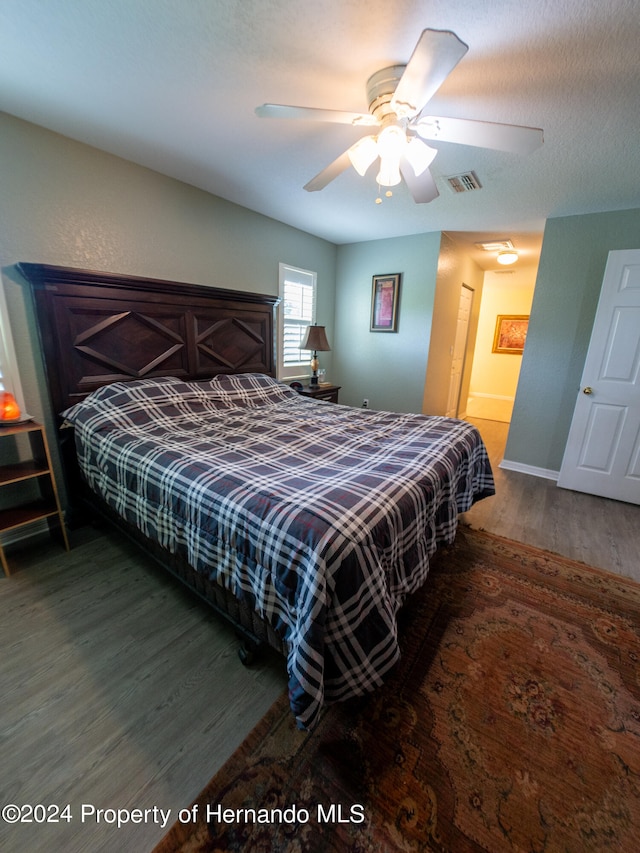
[366,65,406,123]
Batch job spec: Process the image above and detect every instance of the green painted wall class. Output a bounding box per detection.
[5,113,640,484]
[0,112,337,429]
[505,208,640,471]
[0,112,337,506]
[333,233,441,412]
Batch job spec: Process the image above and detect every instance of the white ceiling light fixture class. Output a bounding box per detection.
[256,29,544,204]
[348,121,438,202]
[497,249,519,265]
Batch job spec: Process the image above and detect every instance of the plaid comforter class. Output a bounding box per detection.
[63,373,494,729]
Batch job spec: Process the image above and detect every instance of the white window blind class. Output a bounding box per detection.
[278,264,317,379]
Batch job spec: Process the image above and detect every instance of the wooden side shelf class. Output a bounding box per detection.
[0,421,70,576]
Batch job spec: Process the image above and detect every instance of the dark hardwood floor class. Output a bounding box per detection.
[0,417,637,852]
[463,418,639,582]
[0,528,285,853]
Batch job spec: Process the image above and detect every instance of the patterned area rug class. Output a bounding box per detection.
[153,528,640,852]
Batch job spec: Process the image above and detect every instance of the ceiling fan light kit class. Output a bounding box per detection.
[256,28,543,204]
[348,136,379,176]
[348,120,437,196]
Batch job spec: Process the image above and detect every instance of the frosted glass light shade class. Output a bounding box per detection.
[376,125,406,158]
[404,138,437,176]
[348,136,378,176]
[376,158,402,186]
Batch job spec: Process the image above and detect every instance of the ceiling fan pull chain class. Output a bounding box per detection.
[375,187,394,205]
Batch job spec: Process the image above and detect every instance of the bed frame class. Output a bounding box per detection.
[18,262,286,660]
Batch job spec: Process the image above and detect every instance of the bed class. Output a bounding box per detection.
[20,262,495,730]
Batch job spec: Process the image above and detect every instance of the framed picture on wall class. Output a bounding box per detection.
[370,273,401,332]
[492,315,529,354]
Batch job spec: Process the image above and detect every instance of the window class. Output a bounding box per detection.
[0,280,26,412]
[278,263,317,380]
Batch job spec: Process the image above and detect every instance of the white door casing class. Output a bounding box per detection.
[446,283,473,417]
[558,249,640,504]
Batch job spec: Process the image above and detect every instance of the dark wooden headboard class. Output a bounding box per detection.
[18,263,279,417]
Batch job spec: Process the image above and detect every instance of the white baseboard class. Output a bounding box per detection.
[469,392,515,402]
[499,459,559,481]
[466,393,514,423]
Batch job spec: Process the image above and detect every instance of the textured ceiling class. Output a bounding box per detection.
[1,0,639,269]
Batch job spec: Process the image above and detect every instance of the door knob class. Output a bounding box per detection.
[583,386,593,395]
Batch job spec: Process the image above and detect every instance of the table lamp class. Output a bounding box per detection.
[300,325,331,387]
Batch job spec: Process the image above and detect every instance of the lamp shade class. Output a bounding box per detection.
[301,325,331,352]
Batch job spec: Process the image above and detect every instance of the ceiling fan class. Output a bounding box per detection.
[256,29,543,203]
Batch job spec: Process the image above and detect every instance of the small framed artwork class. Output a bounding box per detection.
[370,273,401,332]
[492,314,529,354]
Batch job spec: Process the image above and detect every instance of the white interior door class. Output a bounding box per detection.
[558,249,640,504]
[446,284,473,417]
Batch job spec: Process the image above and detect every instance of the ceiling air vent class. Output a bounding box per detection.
[446,171,482,193]
[475,239,514,252]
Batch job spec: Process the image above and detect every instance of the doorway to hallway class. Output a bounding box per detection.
[463,268,536,423]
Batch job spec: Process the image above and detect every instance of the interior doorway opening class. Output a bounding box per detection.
[463,266,537,423]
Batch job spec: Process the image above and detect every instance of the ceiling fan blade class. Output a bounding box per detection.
[304,150,354,192]
[399,160,440,204]
[391,29,468,119]
[256,103,379,127]
[415,115,544,154]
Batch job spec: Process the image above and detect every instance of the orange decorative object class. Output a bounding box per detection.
[0,392,21,421]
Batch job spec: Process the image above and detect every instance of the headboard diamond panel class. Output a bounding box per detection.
[18,263,279,416]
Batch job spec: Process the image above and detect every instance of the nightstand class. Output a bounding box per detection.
[0,421,70,576]
[297,384,341,403]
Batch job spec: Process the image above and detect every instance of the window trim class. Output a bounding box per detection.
[277,263,317,380]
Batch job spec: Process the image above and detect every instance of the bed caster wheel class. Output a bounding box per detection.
[238,644,255,666]
[238,637,261,666]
